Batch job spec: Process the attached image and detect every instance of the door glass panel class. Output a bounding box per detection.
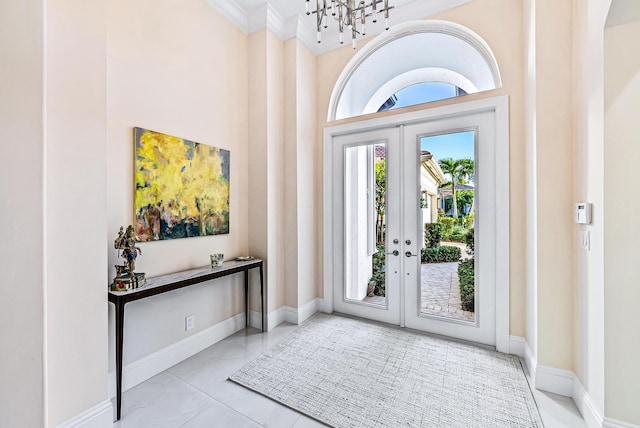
[419,131,476,322]
[344,142,387,306]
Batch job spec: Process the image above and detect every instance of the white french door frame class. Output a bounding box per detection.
[323,95,511,353]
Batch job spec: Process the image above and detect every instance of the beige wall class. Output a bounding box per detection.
[284,39,318,310]
[572,0,609,412]
[284,39,300,309]
[604,17,640,425]
[523,0,539,359]
[45,0,110,424]
[0,0,45,426]
[8,0,640,424]
[2,0,112,425]
[248,30,270,313]
[107,0,250,365]
[248,28,287,315]
[317,0,528,337]
[533,0,575,371]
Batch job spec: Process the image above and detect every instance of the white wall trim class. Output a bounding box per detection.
[108,312,245,396]
[573,375,605,428]
[299,298,324,324]
[265,305,297,329]
[535,364,575,397]
[327,20,503,121]
[206,0,248,34]
[514,335,618,428]
[523,336,537,381]
[494,95,510,354]
[206,0,472,56]
[516,334,573,396]
[255,298,325,331]
[603,418,640,428]
[248,308,265,330]
[509,335,526,357]
[247,3,287,39]
[55,400,112,428]
[324,96,510,351]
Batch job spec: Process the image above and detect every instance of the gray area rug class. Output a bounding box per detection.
[230,314,543,428]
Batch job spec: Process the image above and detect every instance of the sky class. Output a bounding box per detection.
[390,82,457,108]
[420,131,475,162]
[387,82,475,161]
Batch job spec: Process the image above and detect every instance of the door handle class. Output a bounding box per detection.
[405,251,418,257]
[386,250,400,256]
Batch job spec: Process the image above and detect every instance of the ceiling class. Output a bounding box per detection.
[232,0,421,21]
[207,0,472,55]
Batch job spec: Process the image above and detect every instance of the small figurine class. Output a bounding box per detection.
[112,225,146,291]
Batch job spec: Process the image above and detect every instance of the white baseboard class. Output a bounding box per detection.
[522,336,538,382]
[109,300,324,398]
[298,298,323,324]
[535,364,574,397]
[109,312,246,396]
[252,298,324,331]
[248,308,265,330]
[55,400,112,428]
[573,375,604,428]
[263,305,296,330]
[510,336,633,428]
[509,335,526,358]
[514,335,572,396]
[603,418,640,428]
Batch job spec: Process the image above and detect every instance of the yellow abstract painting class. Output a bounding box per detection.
[134,127,230,241]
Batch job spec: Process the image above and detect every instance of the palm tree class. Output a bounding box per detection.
[439,158,474,218]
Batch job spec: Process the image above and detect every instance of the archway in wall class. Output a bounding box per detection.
[328,20,502,121]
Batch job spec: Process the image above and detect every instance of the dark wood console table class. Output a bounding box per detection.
[108,259,264,421]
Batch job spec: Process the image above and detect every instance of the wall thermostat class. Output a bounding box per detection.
[575,202,592,224]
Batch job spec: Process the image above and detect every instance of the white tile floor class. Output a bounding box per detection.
[113,318,587,428]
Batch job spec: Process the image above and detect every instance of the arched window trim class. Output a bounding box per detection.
[363,68,479,115]
[328,20,502,121]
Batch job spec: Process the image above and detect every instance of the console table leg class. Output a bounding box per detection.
[244,270,249,328]
[259,264,264,332]
[115,301,125,421]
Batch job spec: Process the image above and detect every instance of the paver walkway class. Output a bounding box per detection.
[421,261,475,322]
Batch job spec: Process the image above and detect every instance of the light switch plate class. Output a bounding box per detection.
[185,315,195,331]
[580,231,590,251]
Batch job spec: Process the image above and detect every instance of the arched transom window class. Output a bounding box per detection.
[329,20,502,121]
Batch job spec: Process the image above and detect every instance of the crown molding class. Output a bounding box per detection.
[206,0,248,34]
[206,0,473,55]
[248,3,287,39]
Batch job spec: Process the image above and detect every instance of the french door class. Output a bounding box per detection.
[325,99,508,348]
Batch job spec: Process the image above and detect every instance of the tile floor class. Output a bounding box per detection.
[113,320,587,428]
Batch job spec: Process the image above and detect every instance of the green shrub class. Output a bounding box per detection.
[439,217,456,236]
[448,225,468,242]
[421,245,461,263]
[463,214,474,229]
[458,258,475,311]
[369,245,386,296]
[424,223,442,249]
[466,227,474,255]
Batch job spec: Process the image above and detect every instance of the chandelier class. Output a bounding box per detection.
[305,0,394,49]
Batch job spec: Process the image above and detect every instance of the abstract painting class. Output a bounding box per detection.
[134,127,230,241]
